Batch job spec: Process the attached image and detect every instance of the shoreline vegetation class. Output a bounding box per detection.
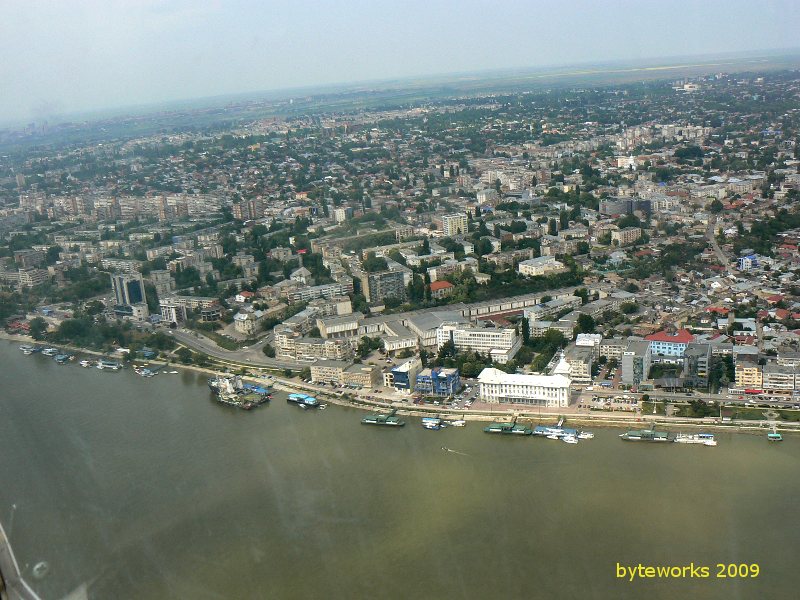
[3,330,798,435]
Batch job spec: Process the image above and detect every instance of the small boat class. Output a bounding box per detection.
[54,354,71,364]
[19,345,35,354]
[422,417,443,430]
[577,431,594,440]
[168,370,178,374]
[767,432,783,442]
[562,434,579,444]
[41,348,58,356]
[79,360,93,368]
[546,434,560,440]
[448,420,466,427]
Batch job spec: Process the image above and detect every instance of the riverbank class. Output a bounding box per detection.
[4,331,798,435]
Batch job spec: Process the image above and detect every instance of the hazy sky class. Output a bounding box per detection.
[1,0,798,123]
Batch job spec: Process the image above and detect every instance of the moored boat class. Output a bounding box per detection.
[619,428,671,442]
[361,409,405,427]
[96,360,121,371]
[79,360,93,368]
[483,421,533,435]
[533,425,577,438]
[562,434,579,444]
[287,393,322,409]
[577,431,594,440]
[422,417,444,430]
[767,432,783,442]
[216,390,268,410]
[674,432,717,446]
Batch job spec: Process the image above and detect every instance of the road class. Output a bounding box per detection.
[578,387,800,409]
[170,330,302,370]
[706,215,733,274]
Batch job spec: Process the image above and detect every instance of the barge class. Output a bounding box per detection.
[361,409,405,427]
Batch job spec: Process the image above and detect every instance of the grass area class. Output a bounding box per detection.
[727,407,770,421]
[671,404,800,422]
[196,330,258,351]
[641,401,667,416]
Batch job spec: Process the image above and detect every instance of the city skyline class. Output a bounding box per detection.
[2,0,799,124]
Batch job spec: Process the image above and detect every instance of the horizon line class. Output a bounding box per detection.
[3,45,800,130]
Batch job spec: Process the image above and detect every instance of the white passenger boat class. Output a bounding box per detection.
[674,433,716,446]
[562,434,579,444]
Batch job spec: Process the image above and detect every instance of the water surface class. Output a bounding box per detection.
[0,341,797,599]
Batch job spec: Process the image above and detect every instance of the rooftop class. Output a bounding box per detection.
[477,367,571,388]
[644,329,695,344]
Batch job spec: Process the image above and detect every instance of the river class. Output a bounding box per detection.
[0,340,798,599]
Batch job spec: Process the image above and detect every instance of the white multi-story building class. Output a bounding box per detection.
[436,322,522,364]
[477,368,571,407]
[160,299,187,324]
[441,213,468,237]
[518,256,567,277]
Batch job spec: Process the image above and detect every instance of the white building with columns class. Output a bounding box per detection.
[477,368,571,407]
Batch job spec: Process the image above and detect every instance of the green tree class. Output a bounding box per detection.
[46,245,63,265]
[262,343,276,358]
[362,252,388,273]
[575,313,596,334]
[176,347,193,364]
[419,238,431,256]
[29,316,48,340]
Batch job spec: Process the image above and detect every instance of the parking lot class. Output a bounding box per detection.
[579,394,640,412]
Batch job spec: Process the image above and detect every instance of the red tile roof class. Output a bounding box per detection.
[644,329,694,344]
[429,281,454,291]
